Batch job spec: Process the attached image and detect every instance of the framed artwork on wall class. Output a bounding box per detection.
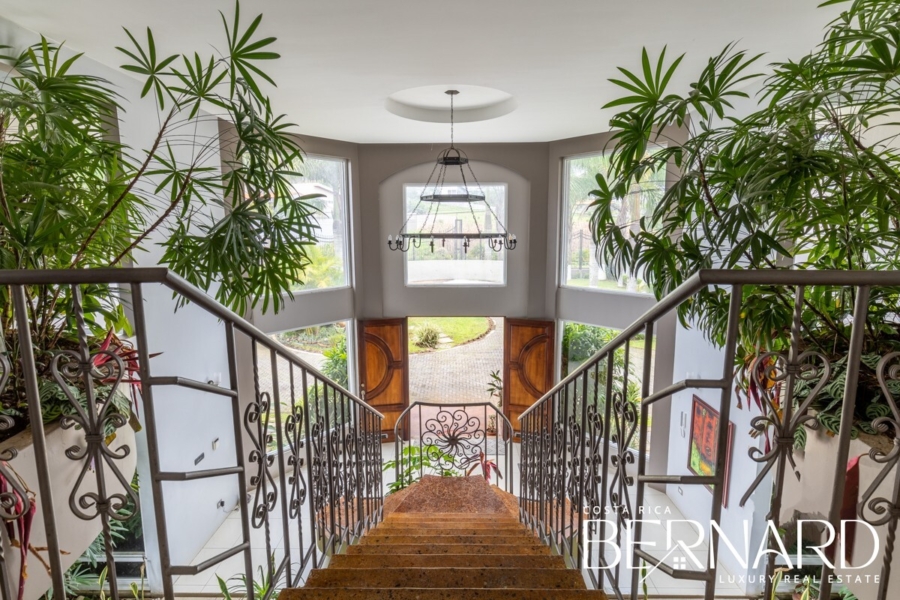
[687,395,735,508]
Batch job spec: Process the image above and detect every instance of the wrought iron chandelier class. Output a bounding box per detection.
[387,89,517,253]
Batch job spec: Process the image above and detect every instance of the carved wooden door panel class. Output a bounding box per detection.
[358,318,409,441]
[503,318,556,430]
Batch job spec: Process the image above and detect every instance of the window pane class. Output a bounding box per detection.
[560,321,653,452]
[562,150,665,294]
[404,183,507,286]
[291,156,349,291]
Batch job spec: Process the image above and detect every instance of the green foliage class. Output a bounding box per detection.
[217,559,279,600]
[383,444,460,494]
[294,244,346,291]
[0,1,326,429]
[591,0,900,427]
[321,335,348,388]
[412,323,442,350]
[486,369,503,404]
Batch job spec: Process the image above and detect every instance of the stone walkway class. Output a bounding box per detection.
[409,317,503,406]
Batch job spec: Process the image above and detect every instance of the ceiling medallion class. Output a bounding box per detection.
[387,90,517,254]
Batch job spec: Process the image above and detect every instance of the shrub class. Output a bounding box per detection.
[413,323,442,350]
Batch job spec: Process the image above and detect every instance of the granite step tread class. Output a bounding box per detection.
[380,521,522,530]
[280,590,608,600]
[327,554,567,569]
[367,528,530,537]
[385,512,514,520]
[305,567,587,589]
[360,533,541,546]
[346,543,551,556]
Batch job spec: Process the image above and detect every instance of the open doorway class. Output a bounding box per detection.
[407,317,503,407]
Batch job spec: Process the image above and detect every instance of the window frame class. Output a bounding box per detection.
[557,150,663,297]
[401,181,510,289]
[287,153,353,296]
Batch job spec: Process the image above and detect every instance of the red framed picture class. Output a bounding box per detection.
[687,395,734,508]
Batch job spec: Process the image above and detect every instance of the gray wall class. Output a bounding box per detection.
[357,142,551,319]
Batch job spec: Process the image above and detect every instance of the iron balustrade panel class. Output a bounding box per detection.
[0,271,382,600]
[517,276,900,600]
[392,402,514,494]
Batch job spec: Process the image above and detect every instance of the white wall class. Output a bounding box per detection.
[666,322,770,595]
[379,161,532,317]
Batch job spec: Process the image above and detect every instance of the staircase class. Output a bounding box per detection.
[279,477,608,600]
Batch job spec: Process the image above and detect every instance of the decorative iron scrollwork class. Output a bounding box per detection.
[244,390,277,528]
[284,411,307,520]
[860,352,900,527]
[583,403,605,514]
[608,392,637,526]
[421,408,485,472]
[51,347,139,522]
[739,350,831,507]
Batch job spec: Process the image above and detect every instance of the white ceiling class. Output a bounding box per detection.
[0,0,839,143]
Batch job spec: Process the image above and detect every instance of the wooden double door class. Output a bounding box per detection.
[357,318,555,436]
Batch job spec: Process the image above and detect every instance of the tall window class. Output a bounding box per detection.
[291,156,350,291]
[404,183,507,286]
[561,150,665,294]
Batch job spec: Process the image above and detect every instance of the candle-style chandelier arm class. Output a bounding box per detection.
[388,89,516,254]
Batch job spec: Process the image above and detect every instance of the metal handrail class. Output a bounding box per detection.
[517,268,900,600]
[392,401,515,439]
[521,268,900,420]
[0,267,381,418]
[0,267,386,600]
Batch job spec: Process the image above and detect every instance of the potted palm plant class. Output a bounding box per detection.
[589,0,900,445]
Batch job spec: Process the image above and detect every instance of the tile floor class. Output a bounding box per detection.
[174,443,750,598]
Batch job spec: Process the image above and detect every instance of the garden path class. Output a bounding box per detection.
[408,317,503,406]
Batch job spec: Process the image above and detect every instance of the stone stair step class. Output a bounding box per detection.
[385,512,514,520]
[379,521,522,530]
[360,533,539,545]
[346,543,550,556]
[305,567,587,589]
[368,527,530,537]
[280,589,608,600]
[328,553,567,569]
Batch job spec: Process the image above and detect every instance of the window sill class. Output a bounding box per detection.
[558,284,653,300]
[283,284,352,298]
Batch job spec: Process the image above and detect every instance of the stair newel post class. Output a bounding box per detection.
[352,400,363,539]
[704,284,743,600]
[817,285,871,600]
[518,412,525,522]
[536,390,545,537]
[374,410,384,523]
[560,379,570,555]
[577,366,589,570]
[300,367,318,568]
[270,349,292,585]
[11,285,67,599]
[418,403,423,482]
[629,321,655,600]
[340,391,350,545]
[322,379,337,556]
[224,322,255,600]
[600,350,614,590]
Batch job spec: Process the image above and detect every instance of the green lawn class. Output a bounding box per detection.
[408,317,492,354]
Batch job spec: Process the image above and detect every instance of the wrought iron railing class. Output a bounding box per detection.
[519,269,900,600]
[393,402,514,494]
[0,268,383,600]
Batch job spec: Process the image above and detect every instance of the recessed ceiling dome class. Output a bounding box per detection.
[386,85,516,123]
